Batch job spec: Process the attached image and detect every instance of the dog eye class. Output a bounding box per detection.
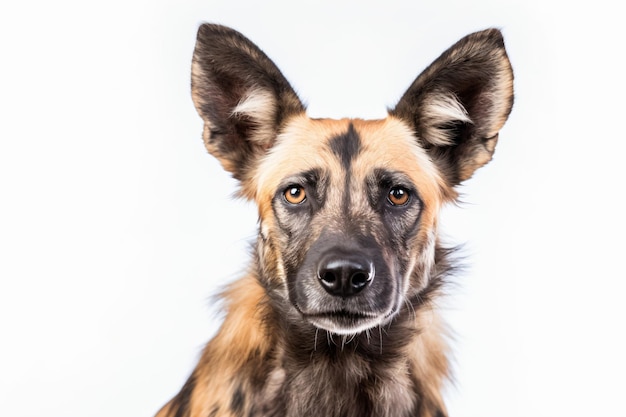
[387,187,410,206]
[284,185,307,205]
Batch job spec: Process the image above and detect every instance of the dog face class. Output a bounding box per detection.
[191,24,513,335]
[254,117,446,334]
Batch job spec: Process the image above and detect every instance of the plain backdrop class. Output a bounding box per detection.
[1,1,624,416]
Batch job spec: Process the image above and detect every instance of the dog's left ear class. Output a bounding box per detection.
[191,24,306,182]
[390,29,514,185]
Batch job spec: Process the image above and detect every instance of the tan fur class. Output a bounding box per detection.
[410,312,451,416]
[156,274,272,417]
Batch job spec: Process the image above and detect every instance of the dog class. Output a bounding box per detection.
[155,23,514,417]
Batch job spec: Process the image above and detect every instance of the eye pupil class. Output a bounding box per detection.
[388,187,409,206]
[284,186,306,204]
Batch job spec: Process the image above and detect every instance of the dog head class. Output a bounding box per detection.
[191,24,513,335]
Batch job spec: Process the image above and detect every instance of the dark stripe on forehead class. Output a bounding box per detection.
[328,123,362,170]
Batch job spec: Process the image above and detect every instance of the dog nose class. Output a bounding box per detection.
[317,253,374,297]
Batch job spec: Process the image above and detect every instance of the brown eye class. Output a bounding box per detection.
[284,185,306,205]
[387,187,410,206]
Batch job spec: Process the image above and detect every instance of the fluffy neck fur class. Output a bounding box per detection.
[160,246,453,417]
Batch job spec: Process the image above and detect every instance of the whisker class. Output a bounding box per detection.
[404,296,417,321]
[327,331,337,347]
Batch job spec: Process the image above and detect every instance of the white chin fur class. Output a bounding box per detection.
[309,314,387,336]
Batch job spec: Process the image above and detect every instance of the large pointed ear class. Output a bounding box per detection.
[191,24,306,181]
[390,29,514,185]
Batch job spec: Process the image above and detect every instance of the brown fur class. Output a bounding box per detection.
[155,24,513,417]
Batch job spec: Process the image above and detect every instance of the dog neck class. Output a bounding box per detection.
[245,245,453,417]
[181,246,452,417]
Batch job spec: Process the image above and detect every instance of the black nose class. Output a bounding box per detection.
[317,252,374,297]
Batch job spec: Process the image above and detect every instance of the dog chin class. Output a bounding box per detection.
[307,312,388,336]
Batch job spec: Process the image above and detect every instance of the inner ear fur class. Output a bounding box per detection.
[390,28,514,185]
[191,24,305,182]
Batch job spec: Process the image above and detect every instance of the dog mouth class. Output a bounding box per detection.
[304,309,387,335]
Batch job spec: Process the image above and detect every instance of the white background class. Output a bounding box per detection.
[1,1,624,416]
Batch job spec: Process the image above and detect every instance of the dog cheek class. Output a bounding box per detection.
[257,218,306,292]
[410,231,437,292]
[379,223,427,298]
[280,233,316,307]
[256,230,286,289]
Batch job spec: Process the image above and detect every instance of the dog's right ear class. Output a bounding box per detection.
[191,24,306,182]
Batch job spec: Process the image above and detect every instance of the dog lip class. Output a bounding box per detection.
[306,309,376,319]
[305,311,384,335]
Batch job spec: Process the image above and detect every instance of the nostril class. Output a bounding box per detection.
[320,270,337,285]
[350,271,370,289]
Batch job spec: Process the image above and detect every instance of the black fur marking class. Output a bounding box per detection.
[329,123,362,214]
[247,347,275,391]
[328,123,361,171]
[170,373,196,417]
[230,386,245,416]
[434,409,447,417]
